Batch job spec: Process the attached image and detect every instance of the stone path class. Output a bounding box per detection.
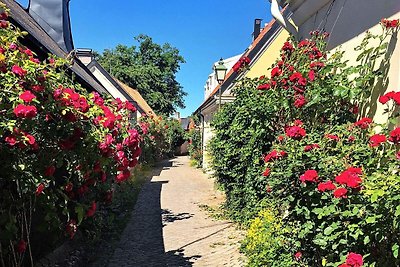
[108,156,245,267]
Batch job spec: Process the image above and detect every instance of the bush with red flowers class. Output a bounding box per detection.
[209,19,399,266]
[0,5,142,266]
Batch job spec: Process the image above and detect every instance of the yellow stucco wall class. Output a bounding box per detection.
[245,29,290,79]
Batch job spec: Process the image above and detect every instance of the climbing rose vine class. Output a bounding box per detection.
[0,4,141,266]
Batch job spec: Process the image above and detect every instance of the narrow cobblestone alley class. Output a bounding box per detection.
[107,156,245,267]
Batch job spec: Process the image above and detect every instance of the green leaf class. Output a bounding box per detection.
[393,244,399,259]
[75,205,84,225]
[364,236,370,245]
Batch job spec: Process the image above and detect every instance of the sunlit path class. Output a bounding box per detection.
[108,156,245,267]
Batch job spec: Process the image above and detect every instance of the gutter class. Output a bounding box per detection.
[270,0,298,39]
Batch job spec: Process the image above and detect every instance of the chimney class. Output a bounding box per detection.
[28,0,74,52]
[253,19,262,40]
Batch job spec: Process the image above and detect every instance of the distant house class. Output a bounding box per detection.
[274,0,400,123]
[195,11,291,171]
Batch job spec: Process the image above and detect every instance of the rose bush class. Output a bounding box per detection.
[137,114,185,165]
[209,18,398,266]
[0,5,142,266]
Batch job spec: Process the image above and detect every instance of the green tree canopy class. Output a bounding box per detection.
[98,34,186,116]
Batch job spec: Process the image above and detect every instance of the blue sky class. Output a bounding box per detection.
[18,0,272,117]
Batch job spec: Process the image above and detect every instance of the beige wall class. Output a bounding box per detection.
[289,0,400,123]
[245,29,290,79]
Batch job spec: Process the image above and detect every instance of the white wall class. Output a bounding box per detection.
[204,54,242,100]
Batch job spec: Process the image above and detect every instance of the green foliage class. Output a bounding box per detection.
[137,115,185,165]
[0,6,142,266]
[98,34,186,116]
[186,116,202,167]
[209,26,398,266]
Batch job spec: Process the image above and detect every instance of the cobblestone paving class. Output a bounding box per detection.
[108,156,245,267]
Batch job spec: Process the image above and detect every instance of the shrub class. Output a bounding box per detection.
[137,115,185,165]
[0,5,141,266]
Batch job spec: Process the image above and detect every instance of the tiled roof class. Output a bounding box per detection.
[114,79,155,115]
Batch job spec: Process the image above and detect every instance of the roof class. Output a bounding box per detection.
[4,0,107,94]
[114,79,155,115]
[195,8,290,114]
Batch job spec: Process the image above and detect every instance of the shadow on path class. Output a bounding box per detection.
[108,159,201,267]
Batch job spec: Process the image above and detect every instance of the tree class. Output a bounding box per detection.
[98,34,186,116]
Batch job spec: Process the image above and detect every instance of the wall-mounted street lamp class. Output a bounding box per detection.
[213,58,227,109]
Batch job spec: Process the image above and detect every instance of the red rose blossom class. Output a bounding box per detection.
[317,181,336,192]
[16,239,27,253]
[381,18,399,29]
[14,104,37,118]
[325,134,340,141]
[19,90,36,102]
[333,187,348,198]
[66,219,77,239]
[294,251,302,260]
[389,127,400,144]
[300,170,318,183]
[86,201,97,217]
[345,252,363,267]
[262,168,271,177]
[11,65,27,77]
[294,94,307,108]
[369,134,387,147]
[354,118,372,129]
[335,167,362,188]
[44,165,56,177]
[35,183,45,196]
[286,125,306,140]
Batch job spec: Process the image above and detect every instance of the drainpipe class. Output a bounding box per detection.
[270,0,299,39]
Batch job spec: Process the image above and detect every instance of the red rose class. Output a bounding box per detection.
[381,18,399,29]
[86,201,97,217]
[294,251,302,260]
[389,127,400,144]
[304,143,320,152]
[66,219,77,239]
[325,134,340,141]
[282,41,294,53]
[346,252,363,267]
[116,169,131,183]
[286,125,306,140]
[300,170,318,183]
[16,239,27,253]
[335,167,362,188]
[32,85,44,92]
[317,181,336,192]
[397,151,400,160]
[257,83,271,90]
[354,118,372,129]
[294,94,307,108]
[271,67,282,77]
[369,134,386,147]
[264,150,287,162]
[19,90,36,103]
[5,135,17,146]
[308,70,315,81]
[44,165,56,177]
[35,183,45,196]
[14,104,37,118]
[262,168,271,177]
[11,65,27,77]
[333,188,348,198]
